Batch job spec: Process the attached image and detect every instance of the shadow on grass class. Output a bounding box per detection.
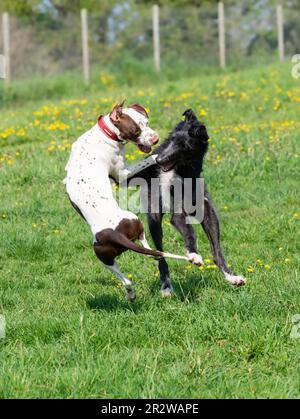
[173,273,212,303]
[88,272,244,310]
[147,272,211,301]
[149,271,242,303]
[177,272,246,302]
[86,293,143,313]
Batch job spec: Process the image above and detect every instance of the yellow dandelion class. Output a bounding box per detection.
[17,128,25,137]
[227,90,236,98]
[199,108,208,117]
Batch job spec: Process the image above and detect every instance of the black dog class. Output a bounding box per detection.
[131,109,246,296]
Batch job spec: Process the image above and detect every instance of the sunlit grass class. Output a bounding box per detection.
[0,62,299,398]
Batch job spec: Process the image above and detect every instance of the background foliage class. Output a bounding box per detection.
[0,0,299,80]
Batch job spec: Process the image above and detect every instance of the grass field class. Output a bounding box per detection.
[0,63,299,398]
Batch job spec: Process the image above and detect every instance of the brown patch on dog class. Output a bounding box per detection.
[115,218,144,241]
[114,115,141,142]
[109,100,142,142]
[94,230,119,266]
[129,103,149,118]
[93,219,144,266]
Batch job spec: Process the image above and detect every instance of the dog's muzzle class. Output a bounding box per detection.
[137,132,159,154]
[156,155,176,172]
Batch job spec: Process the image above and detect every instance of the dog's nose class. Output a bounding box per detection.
[152,135,159,145]
[156,155,163,166]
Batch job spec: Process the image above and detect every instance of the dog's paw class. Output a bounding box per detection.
[224,273,247,286]
[187,252,203,266]
[161,287,173,297]
[126,290,136,301]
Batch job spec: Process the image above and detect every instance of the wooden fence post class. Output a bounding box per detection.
[2,12,11,87]
[218,2,226,69]
[276,5,284,62]
[152,4,160,72]
[81,9,90,85]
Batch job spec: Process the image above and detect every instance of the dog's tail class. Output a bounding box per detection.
[112,232,189,261]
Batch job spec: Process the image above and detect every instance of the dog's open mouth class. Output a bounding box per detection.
[160,162,176,172]
[161,164,175,172]
[138,144,152,154]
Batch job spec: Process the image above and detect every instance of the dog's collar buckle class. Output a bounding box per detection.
[98,116,122,142]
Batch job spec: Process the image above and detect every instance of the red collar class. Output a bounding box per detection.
[98,116,121,142]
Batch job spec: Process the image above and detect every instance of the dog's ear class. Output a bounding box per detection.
[129,103,149,118]
[188,124,209,142]
[182,109,197,122]
[182,109,192,117]
[110,99,126,122]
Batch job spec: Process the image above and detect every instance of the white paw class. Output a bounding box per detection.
[126,290,136,301]
[187,252,204,266]
[224,273,247,286]
[161,287,173,297]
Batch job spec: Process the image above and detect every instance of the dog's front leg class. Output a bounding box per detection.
[200,190,246,286]
[147,213,173,297]
[170,213,203,266]
[116,154,158,183]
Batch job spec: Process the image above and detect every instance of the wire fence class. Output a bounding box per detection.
[0,2,299,83]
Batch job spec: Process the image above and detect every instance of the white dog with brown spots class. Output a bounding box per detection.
[64,99,188,300]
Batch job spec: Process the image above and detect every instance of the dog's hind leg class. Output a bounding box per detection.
[170,213,203,266]
[200,191,246,286]
[147,213,173,297]
[106,262,136,301]
[94,241,136,301]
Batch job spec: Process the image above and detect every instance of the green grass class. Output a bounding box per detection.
[0,62,300,398]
